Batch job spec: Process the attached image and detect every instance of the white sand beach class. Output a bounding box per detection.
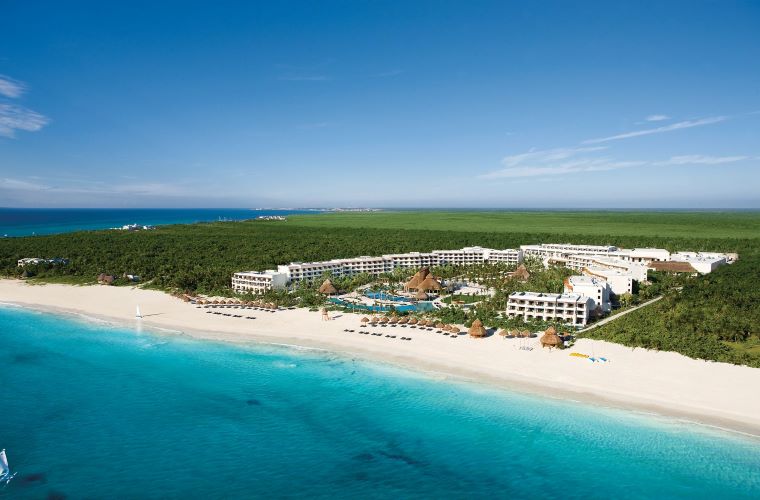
[2,279,759,436]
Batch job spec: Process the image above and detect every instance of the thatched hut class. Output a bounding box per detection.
[510,264,531,281]
[318,279,338,295]
[404,267,431,291]
[415,290,429,301]
[468,319,487,338]
[540,326,562,349]
[418,275,442,292]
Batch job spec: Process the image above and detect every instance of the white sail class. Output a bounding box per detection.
[0,449,9,475]
[136,305,142,319]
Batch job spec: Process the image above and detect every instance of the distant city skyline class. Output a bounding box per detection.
[1,0,759,208]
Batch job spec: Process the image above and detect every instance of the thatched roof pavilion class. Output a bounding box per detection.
[318,279,338,295]
[415,290,429,300]
[418,275,442,292]
[510,264,531,281]
[468,319,487,338]
[540,326,562,348]
[404,267,431,291]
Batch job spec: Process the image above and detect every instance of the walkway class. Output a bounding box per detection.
[580,295,664,332]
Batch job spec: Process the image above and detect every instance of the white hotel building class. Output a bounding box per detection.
[563,275,611,313]
[232,246,523,293]
[506,291,593,327]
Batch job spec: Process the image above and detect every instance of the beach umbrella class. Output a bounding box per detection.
[398,317,408,324]
[468,319,487,338]
[380,317,389,323]
[361,316,370,324]
[435,322,445,329]
[540,326,562,349]
[498,329,509,337]
[408,318,418,325]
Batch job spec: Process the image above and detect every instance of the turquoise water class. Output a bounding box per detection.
[0,208,318,237]
[1,306,759,499]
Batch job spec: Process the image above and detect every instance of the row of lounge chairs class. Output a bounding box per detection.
[343,329,413,341]
[205,311,256,320]
[199,304,277,313]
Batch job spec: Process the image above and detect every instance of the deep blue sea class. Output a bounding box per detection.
[0,208,319,237]
[1,306,759,499]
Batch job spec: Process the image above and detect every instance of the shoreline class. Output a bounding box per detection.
[2,279,760,439]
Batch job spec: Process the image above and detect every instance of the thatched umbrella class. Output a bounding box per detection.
[361,316,370,324]
[498,329,509,337]
[408,318,418,325]
[468,319,487,338]
[380,316,389,323]
[389,317,398,324]
[450,327,461,335]
[540,326,562,349]
[435,322,445,329]
[318,279,338,295]
[521,329,531,338]
[398,317,408,324]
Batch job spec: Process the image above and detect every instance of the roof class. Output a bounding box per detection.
[648,261,698,273]
[468,319,487,337]
[318,279,338,294]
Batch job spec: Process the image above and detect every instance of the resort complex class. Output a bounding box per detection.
[231,242,734,328]
[232,246,523,292]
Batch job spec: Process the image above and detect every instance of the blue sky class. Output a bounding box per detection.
[1,0,759,208]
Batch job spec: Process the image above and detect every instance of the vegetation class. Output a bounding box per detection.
[1,210,759,366]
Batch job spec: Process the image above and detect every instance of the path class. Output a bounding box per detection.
[580,295,664,332]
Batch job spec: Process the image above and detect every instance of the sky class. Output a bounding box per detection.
[1,0,759,209]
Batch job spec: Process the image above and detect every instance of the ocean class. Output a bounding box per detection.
[0,208,319,237]
[1,306,759,499]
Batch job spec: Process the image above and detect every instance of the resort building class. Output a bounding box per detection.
[563,275,611,313]
[231,270,289,293]
[608,248,671,264]
[669,252,727,274]
[583,267,634,296]
[235,247,523,290]
[17,257,69,267]
[506,291,593,326]
[521,243,618,259]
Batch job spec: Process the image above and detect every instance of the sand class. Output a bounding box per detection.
[2,279,759,437]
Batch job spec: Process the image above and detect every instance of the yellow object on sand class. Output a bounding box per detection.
[569,352,589,358]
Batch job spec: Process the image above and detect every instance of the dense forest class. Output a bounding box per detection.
[0,218,758,366]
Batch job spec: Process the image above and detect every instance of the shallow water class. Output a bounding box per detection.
[1,306,758,499]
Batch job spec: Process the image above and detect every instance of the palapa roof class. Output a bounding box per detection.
[398,317,408,324]
[468,319,487,338]
[405,267,431,290]
[511,264,531,281]
[497,329,509,336]
[318,279,339,295]
[540,327,562,347]
[415,290,429,300]
[361,316,370,322]
[418,275,442,291]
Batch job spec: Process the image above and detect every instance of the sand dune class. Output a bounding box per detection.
[2,279,759,436]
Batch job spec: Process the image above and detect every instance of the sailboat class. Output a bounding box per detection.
[136,305,143,319]
[1,449,16,485]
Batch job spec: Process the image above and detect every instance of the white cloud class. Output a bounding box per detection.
[0,104,50,137]
[645,114,669,122]
[480,146,751,179]
[655,155,748,165]
[0,75,26,98]
[583,116,727,144]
